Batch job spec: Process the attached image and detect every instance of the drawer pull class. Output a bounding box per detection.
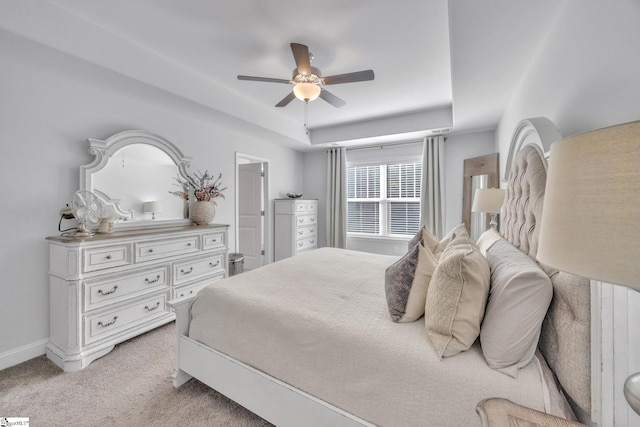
[145,302,161,312]
[180,290,195,297]
[106,255,112,260]
[298,242,303,247]
[187,242,192,247]
[148,248,154,253]
[209,260,220,268]
[180,267,194,275]
[310,217,315,222]
[97,285,118,296]
[310,228,315,232]
[97,316,118,328]
[310,240,315,244]
[298,230,304,235]
[298,218,304,223]
[211,238,217,243]
[145,275,161,284]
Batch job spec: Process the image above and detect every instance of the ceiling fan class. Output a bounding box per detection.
[238,42,374,108]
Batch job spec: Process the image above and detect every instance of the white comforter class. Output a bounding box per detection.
[189,248,557,426]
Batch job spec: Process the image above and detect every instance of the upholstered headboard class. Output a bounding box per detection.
[501,119,591,421]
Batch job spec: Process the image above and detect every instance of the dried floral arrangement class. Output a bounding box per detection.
[169,170,226,202]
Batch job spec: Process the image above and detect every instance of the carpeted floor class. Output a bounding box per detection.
[0,322,273,426]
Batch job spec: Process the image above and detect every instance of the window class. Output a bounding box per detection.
[347,161,422,237]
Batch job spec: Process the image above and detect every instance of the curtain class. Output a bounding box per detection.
[420,136,445,238]
[326,147,347,248]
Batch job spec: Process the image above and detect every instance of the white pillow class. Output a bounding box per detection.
[480,237,553,377]
[476,228,502,256]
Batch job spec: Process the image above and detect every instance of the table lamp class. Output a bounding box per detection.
[143,201,162,220]
[537,120,640,415]
[472,188,506,230]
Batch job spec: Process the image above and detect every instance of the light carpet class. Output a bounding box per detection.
[0,322,272,426]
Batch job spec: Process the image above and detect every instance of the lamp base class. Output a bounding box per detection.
[489,213,498,230]
[624,372,640,415]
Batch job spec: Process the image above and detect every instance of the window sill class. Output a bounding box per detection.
[347,234,412,243]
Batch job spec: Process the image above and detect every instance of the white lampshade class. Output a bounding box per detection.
[537,120,640,290]
[293,83,321,102]
[143,201,162,214]
[472,188,506,214]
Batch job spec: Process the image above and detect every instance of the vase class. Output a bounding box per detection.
[190,201,216,225]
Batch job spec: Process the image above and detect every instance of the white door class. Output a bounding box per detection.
[238,163,264,270]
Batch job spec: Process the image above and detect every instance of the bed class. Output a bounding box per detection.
[168,117,591,426]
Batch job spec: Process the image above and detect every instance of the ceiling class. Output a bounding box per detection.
[1,0,564,150]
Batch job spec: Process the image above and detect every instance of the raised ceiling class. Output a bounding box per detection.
[0,0,563,150]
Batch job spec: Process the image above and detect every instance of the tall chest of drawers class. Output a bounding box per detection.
[46,224,228,371]
[274,199,318,261]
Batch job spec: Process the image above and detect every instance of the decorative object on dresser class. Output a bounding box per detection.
[471,188,506,231]
[537,120,640,415]
[274,199,317,261]
[143,201,162,220]
[70,190,104,237]
[46,224,229,371]
[170,169,226,225]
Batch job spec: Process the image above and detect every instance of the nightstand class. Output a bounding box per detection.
[476,398,585,427]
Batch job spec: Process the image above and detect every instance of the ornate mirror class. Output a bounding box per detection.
[80,130,193,229]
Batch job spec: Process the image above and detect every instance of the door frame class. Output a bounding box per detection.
[235,152,270,266]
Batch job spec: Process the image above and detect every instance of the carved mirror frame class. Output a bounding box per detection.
[80,130,193,229]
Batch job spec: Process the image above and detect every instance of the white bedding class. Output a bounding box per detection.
[189,248,560,426]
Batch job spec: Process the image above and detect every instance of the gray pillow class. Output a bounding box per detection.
[480,238,553,377]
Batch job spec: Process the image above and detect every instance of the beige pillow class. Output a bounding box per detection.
[385,242,438,322]
[425,235,490,357]
[407,226,439,253]
[434,223,469,255]
[481,238,553,377]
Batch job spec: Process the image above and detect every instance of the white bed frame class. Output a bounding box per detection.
[168,117,591,425]
[168,296,373,427]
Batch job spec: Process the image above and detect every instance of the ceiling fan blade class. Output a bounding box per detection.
[238,75,291,84]
[322,70,375,85]
[290,43,311,75]
[319,89,346,108]
[275,92,296,107]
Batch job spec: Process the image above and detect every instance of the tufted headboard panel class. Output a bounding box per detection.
[502,143,591,420]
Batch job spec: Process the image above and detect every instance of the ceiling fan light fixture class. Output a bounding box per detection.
[293,82,321,102]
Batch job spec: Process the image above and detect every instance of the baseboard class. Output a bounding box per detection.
[0,338,48,371]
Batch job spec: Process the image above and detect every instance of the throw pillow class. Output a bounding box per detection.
[480,238,553,377]
[434,223,469,255]
[407,226,439,253]
[425,234,490,357]
[385,242,438,322]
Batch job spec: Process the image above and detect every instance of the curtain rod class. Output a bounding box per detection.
[344,136,446,152]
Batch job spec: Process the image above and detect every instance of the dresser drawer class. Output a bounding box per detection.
[83,244,132,273]
[296,225,317,239]
[135,236,200,263]
[172,271,225,299]
[84,293,168,345]
[203,231,226,251]
[295,200,317,213]
[296,214,317,227]
[295,236,317,253]
[173,253,225,286]
[84,266,169,311]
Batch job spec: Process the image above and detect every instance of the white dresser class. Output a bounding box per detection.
[274,199,318,261]
[46,224,228,371]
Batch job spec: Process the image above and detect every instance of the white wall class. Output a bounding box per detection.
[494,1,640,425]
[0,31,303,367]
[302,130,496,256]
